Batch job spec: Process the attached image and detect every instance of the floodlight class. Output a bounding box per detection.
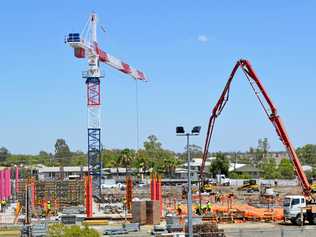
[176,126,185,134]
[191,126,201,134]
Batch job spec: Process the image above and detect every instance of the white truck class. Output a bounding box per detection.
[283,195,316,225]
[216,174,230,186]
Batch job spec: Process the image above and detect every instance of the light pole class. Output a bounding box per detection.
[176,126,201,237]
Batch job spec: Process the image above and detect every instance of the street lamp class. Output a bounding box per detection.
[176,126,201,237]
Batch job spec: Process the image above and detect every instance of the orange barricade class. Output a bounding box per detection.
[211,203,284,221]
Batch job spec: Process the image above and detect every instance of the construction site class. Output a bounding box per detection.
[1,2,316,237]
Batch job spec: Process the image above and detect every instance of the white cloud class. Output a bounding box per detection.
[197,35,208,43]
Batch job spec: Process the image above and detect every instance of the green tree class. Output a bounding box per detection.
[305,168,316,180]
[38,150,52,165]
[258,138,270,154]
[39,150,49,157]
[101,149,120,168]
[297,144,316,165]
[185,144,203,159]
[261,158,279,179]
[144,135,162,152]
[160,150,178,177]
[133,149,149,171]
[55,139,71,157]
[209,153,229,177]
[118,149,135,173]
[229,172,251,179]
[143,135,163,171]
[143,135,179,175]
[252,138,270,165]
[0,147,9,162]
[54,139,71,166]
[278,159,294,179]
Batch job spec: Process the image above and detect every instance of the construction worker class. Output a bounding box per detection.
[216,191,223,203]
[182,186,187,200]
[274,179,278,187]
[47,201,51,214]
[1,200,6,211]
[201,204,207,214]
[206,201,212,213]
[195,204,202,216]
[215,192,220,203]
[122,198,127,213]
[176,203,182,216]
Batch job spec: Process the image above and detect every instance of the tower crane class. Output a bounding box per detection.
[66,12,147,217]
[200,59,316,224]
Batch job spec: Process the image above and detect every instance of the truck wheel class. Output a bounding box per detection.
[295,216,303,226]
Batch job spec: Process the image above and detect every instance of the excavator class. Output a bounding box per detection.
[200,59,316,225]
[237,180,259,193]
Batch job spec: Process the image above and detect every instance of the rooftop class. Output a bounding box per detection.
[37,166,88,173]
[234,164,262,173]
[183,157,216,167]
[229,163,247,172]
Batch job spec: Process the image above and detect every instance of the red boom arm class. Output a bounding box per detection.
[201,59,311,197]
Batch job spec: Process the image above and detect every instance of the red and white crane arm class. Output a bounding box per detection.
[67,40,146,81]
[66,13,146,81]
[201,59,311,197]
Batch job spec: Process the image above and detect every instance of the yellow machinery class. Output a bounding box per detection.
[203,183,215,193]
[237,180,259,192]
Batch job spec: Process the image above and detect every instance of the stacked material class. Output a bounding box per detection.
[103,205,123,214]
[123,223,140,232]
[131,200,160,225]
[151,225,168,236]
[186,223,225,237]
[62,206,85,214]
[131,201,147,224]
[166,215,183,233]
[104,223,140,235]
[61,215,76,225]
[146,200,160,225]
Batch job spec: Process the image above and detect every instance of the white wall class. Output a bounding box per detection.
[229,178,298,186]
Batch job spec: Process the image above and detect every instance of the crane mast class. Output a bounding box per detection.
[201,59,312,198]
[66,12,147,216]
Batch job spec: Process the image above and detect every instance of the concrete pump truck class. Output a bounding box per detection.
[199,59,316,225]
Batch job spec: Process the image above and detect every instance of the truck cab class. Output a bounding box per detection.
[284,195,306,225]
[216,174,230,186]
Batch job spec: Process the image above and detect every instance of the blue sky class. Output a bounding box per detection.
[1,1,316,154]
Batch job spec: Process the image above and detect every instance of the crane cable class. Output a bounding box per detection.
[135,79,140,153]
[97,16,142,156]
